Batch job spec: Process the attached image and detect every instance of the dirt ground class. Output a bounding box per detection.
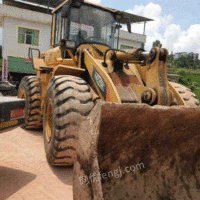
[0,127,73,200]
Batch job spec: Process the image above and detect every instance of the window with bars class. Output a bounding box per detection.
[18,27,40,46]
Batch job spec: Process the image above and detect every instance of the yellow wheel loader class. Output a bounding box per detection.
[18,0,200,199]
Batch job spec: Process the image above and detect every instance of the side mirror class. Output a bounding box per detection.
[116,24,122,29]
[127,19,131,33]
[61,4,70,18]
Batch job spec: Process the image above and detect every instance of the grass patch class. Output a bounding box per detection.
[168,67,200,101]
[178,75,200,101]
[168,67,200,75]
[193,88,200,101]
[179,74,200,86]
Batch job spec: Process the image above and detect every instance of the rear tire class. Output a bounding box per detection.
[18,76,42,129]
[170,82,200,106]
[43,75,94,166]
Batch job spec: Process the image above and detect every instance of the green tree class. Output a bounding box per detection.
[176,56,186,68]
[176,54,194,69]
[153,40,161,47]
[141,42,145,49]
[186,54,194,69]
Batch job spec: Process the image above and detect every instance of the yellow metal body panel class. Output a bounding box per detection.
[136,64,147,83]
[66,49,77,64]
[51,13,56,47]
[62,59,77,66]
[45,98,53,142]
[45,47,62,66]
[33,58,46,70]
[84,49,121,103]
[168,82,186,106]
[53,65,85,76]
[127,64,144,86]
[78,44,109,59]
[145,48,172,106]
[32,42,187,108]
[40,73,53,109]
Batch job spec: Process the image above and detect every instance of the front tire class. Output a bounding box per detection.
[170,82,200,106]
[43,75,94,166]
[18,76,42,129]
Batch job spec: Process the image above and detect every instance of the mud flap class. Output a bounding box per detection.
[73,100,200,200]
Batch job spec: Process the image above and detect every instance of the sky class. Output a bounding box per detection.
[0,0,200,54]
[86,0,200,54]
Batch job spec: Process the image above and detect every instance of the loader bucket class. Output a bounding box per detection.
[73,101,200,200]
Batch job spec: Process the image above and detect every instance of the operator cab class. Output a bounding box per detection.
[52,0,152,51]
[53,0,116,48]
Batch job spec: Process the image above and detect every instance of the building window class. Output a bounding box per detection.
[18,27,39,46]
[120,45,134,49]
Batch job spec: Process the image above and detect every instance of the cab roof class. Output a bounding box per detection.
[53,0,153,24]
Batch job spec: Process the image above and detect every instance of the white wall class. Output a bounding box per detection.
[0,4,51,58]
[3,17,51,58]
[115,38,144,49]
[174,52,187,60]
[114,30,146,49]
[0,4,51,26]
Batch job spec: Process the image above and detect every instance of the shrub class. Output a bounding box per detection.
[189,85,196,91]
[177,69,187,76]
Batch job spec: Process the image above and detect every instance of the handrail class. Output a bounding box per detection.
[28,47,41,71]
[28,47,41,60]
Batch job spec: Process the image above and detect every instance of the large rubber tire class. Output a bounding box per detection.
[43,75,94,166]
[170,82,200,106]
[18,76,42,129]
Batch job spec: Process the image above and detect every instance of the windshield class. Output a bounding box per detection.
[68,5,116,47]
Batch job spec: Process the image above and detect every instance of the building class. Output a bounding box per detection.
[0,1,52,59]
[174,52,187,60]
[188,52,199,60]
[0,0,53,81]
[115,30,145,49]
[174,52,199,60]
[0,0,146,82]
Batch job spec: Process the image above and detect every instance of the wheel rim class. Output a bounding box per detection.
[19,89,26,99]
[45,98,53,143]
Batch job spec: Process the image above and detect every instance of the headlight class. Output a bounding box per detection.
[66,40,76,49]
[60,39,76,49]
